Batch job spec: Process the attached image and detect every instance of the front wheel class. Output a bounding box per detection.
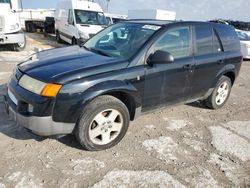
[56,31,63,43]
[13,36,26,51]
[71,37,78,45]
[205,76,232,109]
[75,95,130,151]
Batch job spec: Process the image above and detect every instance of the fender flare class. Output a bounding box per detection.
[58,80,142,123]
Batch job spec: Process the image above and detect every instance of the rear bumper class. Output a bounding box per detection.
[0,32,25,44]
[4,95,75,136]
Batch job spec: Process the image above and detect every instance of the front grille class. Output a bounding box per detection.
[0,16,4,32]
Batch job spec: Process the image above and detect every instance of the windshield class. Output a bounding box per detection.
[0,0,11,6]
[237,31,250,41]
[0,0,10,3]
[84,23,161,59]
[74,9,108,26]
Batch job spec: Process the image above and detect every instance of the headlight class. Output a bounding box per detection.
[19,75,62,97]
[10,23,19,31]
[79,31,89,39]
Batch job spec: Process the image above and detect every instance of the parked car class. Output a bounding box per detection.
[4,20,242,151]
[236,29,250,59]
[105,13,127,25]
[55,0,108,45]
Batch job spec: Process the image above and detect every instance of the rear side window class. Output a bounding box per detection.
[213,30,223,53]
[215,26,240,52]
[195,26,213,56]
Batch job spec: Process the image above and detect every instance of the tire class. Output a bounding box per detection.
[12,35,26,51]
[71,37,78,45]
[75,95,130,151]
[205,76,232,109]
[56,31,63,43]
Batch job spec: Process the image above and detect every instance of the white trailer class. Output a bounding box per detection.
[128,9,176,21]
[19,9,55,29]
[0,0,26,51]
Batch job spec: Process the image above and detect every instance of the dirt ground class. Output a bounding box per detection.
[0,33,249,188]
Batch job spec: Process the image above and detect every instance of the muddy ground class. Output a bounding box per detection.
[0,33,249,188]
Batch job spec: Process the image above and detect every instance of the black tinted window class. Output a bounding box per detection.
[213,30,223,53]
[195,26,213,56]
[215,26,240,52]
[153,27,191,59]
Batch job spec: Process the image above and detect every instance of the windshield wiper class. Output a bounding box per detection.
[82,45,90,51]
[89,48,111,57]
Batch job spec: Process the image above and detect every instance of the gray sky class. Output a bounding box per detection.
[22,0,250,21]
[97,0,250,21]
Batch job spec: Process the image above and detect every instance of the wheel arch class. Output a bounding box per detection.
[223,71,236,85]
[102,91,137,121]
[54,80,142,124]
[80,81,142,121]
[215,64,237,87]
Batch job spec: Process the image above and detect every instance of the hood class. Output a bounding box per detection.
[18,46,128,84]
[0,4,10,14]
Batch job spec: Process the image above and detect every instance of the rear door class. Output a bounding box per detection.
[143,26,195,111]
[189,24,225,100]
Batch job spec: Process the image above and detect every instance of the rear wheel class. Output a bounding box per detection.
[75,95,130,151]
[205,76,232,109]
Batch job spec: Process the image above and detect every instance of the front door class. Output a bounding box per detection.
[143,26,194,111]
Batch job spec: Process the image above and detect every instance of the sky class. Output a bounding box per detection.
[20,0,250,21]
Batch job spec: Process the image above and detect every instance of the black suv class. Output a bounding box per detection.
[4,20,242,151]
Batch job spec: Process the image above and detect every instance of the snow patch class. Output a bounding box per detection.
[0,183,6,188]
[63,158,105,176]
[143,136,178,162]
[144,124,156,130]
[191,168,220,188]
[183,138,204,152]
[91,170,186,188]
[5,171,42,188]
[209,153,250,186]
[209,126,250,161]
[166,120,191,131]
[223,121,250,139]
[180,166,220,188]
[142,136,191,163]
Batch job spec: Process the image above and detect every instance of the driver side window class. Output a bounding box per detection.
[68,9,74,25]
[153,27,191,59]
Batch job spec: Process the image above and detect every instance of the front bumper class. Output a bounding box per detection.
[4,75,75,136]
[4,95,75,136]
[0,32,25,44]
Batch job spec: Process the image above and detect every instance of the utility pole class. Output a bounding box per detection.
[106,0,110,13]
[19,0,23,10]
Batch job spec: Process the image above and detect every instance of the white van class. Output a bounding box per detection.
[55,0,108,45]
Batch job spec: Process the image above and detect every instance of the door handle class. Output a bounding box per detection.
[217,59,223,64]
[183,64,193,70]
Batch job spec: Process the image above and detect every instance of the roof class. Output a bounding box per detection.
[122,19,230,28]
[124,19,175,25]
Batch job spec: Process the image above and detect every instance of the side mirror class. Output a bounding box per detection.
[147,50,174,65]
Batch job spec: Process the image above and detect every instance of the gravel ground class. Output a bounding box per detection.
[0,33,250,188]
